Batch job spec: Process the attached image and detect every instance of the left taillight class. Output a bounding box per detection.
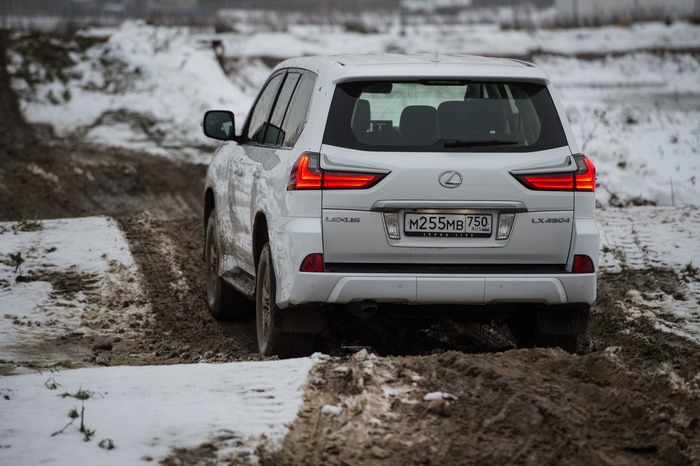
[300,253,324,272]
[287,152,386,190]
[513,154,596,192]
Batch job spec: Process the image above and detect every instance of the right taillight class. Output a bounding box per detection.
[287,152,387,190]
[513,154,596,192]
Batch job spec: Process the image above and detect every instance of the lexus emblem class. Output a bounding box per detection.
[438,170,463,188]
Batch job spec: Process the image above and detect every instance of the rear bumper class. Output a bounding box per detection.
[279,271,596,307]
[272,216,598,309]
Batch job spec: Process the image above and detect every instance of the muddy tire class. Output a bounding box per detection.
[256,243,315,358]
[205,210,252,320]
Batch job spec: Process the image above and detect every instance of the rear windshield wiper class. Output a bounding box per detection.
[443,139,518,148]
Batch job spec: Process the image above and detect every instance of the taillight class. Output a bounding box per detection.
[300,253,324,272]
[572,255,595,274]
[289,151,323,189]
[514,154,596,192]
[287,152,386,190]
[572,155,596,191]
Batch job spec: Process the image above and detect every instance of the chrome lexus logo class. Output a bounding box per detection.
[438,170,463,188]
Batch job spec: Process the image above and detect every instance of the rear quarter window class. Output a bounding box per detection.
[242,69,316,148]
[323,80,568,152]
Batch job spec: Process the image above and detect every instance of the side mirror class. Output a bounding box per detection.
[203,110,236,141]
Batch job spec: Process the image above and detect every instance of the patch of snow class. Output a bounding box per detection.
[321,404,343,416]
[0,358,316,465]
[0,217,145,369]
[423,391,459,402]
[15,21,250,163]
[654,362,700,394]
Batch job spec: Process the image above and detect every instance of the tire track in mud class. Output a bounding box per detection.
[596,206,700,343]
[598,206,700,272]
[116,213,263,365]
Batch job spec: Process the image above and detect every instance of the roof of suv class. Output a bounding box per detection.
[274,53,550,83]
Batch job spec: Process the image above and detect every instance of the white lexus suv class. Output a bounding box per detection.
[202,53,599,357]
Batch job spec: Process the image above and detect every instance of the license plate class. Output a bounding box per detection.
[404,213,492,238]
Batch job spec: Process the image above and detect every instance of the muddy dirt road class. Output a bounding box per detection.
[2,31,700,465]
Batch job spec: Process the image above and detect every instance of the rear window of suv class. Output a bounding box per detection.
[323,80,568,152]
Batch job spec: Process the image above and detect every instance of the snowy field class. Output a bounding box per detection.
[2,16,700,465]
[7,19,700,206]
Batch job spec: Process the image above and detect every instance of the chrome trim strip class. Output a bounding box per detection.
[509,156,575,175]
[321,154,391,174]
[370,200,528,212]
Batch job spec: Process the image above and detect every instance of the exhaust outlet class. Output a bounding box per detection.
[346,300,378,319]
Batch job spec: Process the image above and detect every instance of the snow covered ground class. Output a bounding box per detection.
[7,19,700,206]
[0,356,315,465]
[1,207,699,464]
[0,217,144,369]
[0,219,316,464]
[2,16,700,465]
[598,206,700,340]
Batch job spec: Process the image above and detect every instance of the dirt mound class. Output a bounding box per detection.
[161,268,700,466]
[252,268,700,466]
[261,346,699,466]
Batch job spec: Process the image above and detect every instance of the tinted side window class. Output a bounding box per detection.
[264,73,300,145]
[281,72,315,148]
[246,73,284,144]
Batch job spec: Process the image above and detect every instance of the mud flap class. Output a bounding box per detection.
[536,305,590,335]
[274,305,324,334]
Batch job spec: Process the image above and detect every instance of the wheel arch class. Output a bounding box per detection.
[253,212,269,271]
[204,188,215,232]
[203,189,215,260]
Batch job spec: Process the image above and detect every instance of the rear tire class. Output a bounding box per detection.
[205,210,252,320]
[507,309,580,353]
[256,243,315,358]
[532,332,579,354]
